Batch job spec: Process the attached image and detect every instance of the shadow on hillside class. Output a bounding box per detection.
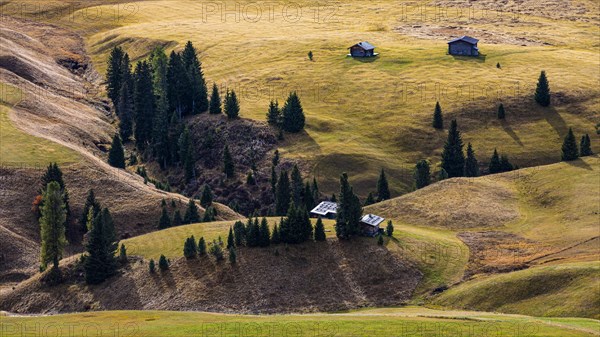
[90,273,143,310]
[450,53,487,63]
[564,157,594,171]
[500,120,524,147]
[543,106,569,136]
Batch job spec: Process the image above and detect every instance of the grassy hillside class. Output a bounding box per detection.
[49,0,599,196]
[0,84,80,166]
[433,262,600,319]
[1,307,598,337]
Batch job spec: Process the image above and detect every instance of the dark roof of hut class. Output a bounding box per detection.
[448,36,479,45]
[349,41,376,50]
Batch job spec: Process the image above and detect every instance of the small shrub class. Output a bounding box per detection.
[149,259,155,273]
[158,255,169,271]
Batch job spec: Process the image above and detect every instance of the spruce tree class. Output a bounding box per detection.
[200,185,213,208]
[150,47,170,168]
[335,173,363,239]
[257,218,270,247]
[497,103,505,120]
[80,189,101,233]
[275,170,291,215]
[386,220,394,237]
[432,102,443,129]
[314,217,326,241]
[167,51,188,116]
[108,134,126,169]
[202,206,216,222]
[119,244,127,263]
[149,259,155,273]
[85,208,118,284]
[376,168,390,201]
[233,221,246,246]
[223,145,235,178]
[229,246,237,264]
[117,81,134,141]
[534,70,551,107]
[209,83,222,114]
[184,200,200,224]
[106,46,124,106]
[272,149,280,167]
[133,60,155,150]
[271,223,281,244]
[311,177,320,204]
[561,127,579,161]
[304,181,315,210]
[290,165,304,205]
[172,209,183,227]
[227,227,235,249]
[158,205,171,229]
[414,160,431,189]
[39,181,67,280]
[246,218,260,247]
[580,134,593,156]
[364,192,375,206]
[489,149,502,174]
[377,234,384,246]
[266,99,281,126]
[182,41,208,114]
[224,89,240,119]
[464,143,479,177]
[198,237,207,256]
[440,119,465,178]
[184,236,198,258]
[270,165,278,194]
[281,92,305,133]
[159,255,169,271]
[500,155,514,172]
[209,240,224,261]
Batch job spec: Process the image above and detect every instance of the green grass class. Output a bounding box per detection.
[432,262,600,319]
[1,307,597,337]
[0,83,80,167]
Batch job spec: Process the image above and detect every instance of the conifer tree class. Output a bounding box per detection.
[40,182,67,281]
[364,192,375,206]
[438,168,448,181]
[489,149,502,174]
[224,89,240,119]
[106,46,124,106]
[580,134,593,156]
[330,193,337,203]
[272,149,280,167]
[150,47,170,168]
[184,236,198,258]
[223,145,235,178]
[85,208,118,284]
[158,254,169,270]
[120,53,133,91]
[133,60,155,150]
[414,160,431,189]
[202,206,216,222]
[335,173,362,239]
[119,244,127,263]
[500,155,514,172]
[227,227,235,249]
[258,217,271,247]
[275,170,291,215]
[108,134,126,169]
[464,143,479,177]
[441,119,465,178]
[209,240,224,261]
[534,70,551,107]
[246,217,260,247]
[158,205,171,229]
[198,237,207,256]
[40,163,70,220]
[80,189,101,233]
[304,182,315,210]
[209,83,222,114]
[497,103,506,120]
[200,185,213,208]
[561,127,579,161]
[229,246,237,264]
[386,220,394,237]
[281,92,305,133]
[312,177,320,204]
[432,101,444,129]
[117,81,134,141]
[266,99,281,126]
[167,51,188,116]
[271,223,281,244]
[290,165,304,205]
[314,217,326,242]
[172,209,183,227]
[184,200,200,224]
[376,168,390,201]
[181,41,208,114]
[149,259,155,273]
[233,221,246,246]
[377,234,384,246]
[270,165,278,193]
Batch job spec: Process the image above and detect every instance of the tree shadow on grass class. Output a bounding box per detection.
[543,106,569,137]
[450,53,487,63]
[500,120,524,147]
[564,157,594,171]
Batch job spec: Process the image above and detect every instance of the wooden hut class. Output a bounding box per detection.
[348,41,378,57]
[360,214,385,237]
[310,201,337,219]
[447,36,479,56]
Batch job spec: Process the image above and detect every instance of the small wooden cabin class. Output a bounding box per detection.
[310,201,337,219]
[360,214,385,237]
[447,36,479,56]
[348,41,377,57]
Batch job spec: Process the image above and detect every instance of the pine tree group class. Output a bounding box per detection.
[279,202,313,244]
[224,90,240,119]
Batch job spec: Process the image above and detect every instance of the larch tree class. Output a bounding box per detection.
[39,181,67,283]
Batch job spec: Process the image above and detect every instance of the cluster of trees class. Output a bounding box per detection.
[266,92,306,133]
[335,173,363,239]
[182,235,232,263]
[158,198,216,230]
[562,128,593,161]
[489,149,515,174]
[272,163,319,216]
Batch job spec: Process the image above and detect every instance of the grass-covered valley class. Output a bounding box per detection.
[0,0,598,335]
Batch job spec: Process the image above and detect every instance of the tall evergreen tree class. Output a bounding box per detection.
[158,205,171,229]
[497,103,506,120]
[270,223,281,244]
[275,170,291,215]
[85,208,118,284]
[80,189,101,233]
[364,192,375,206]
[184,200,200,224]
[441,119,465,178]
[281,92,305,133]
[432,101,443,129]
[198,237,207,256]
[227,227,235,249]
[290,165,304,205]
[488,148,502,174]
[117,81,134,141]
[167,51,188,116]
[414,160,431,190]
[233,220,246,246]
[181,41,208,114]
[209,83,222,114]
[258,217,271,247]
[534,70,551,107]
[311,177,320,204]
[223,145,235,178]
[108,134,126,169]
[150,47,171,168]
[270,165,278,194]
[464,143,479,177]
[40,163,70,219]
[376,168,390,201]
[224,89,240,119]
[304,181,315,210]
[561,127,579,161]
[106,46,124,106]
[580,134,593,156]
[500,155,514,172]
[314,217,326,241]
[183,236,198,258]
[133,60,155,150]
[228,246,237,264]
[335,173,362,239]
[40,181,67,277]
[266,99,281,126]
[172,209,183,227]
[200,185,213,208]
[386,220,394,237]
